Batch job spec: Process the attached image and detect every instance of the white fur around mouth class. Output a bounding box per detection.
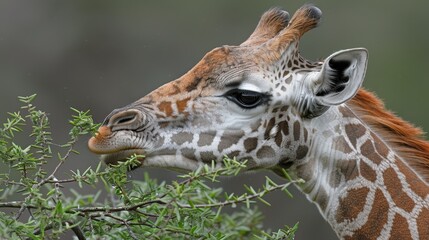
[100,149,145,165]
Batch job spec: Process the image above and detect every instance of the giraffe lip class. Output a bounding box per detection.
[100,149,146,166]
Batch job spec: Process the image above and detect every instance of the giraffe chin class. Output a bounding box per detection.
[100,149,146,169]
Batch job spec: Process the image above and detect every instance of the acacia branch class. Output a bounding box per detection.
[104,213,138,240]
[1,180,299,215]
[0,198,168,215]
[175,181,297,209]
[47,178,78,184]
[37,140,76,187]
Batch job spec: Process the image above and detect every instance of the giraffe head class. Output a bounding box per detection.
[88,5,368,173]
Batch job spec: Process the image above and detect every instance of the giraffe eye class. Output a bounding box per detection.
[224,89,267,109]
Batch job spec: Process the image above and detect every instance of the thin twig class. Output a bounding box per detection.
[1,180,26,187]
[27,208,34,219]
[46,178,77,184]
[104,213,138,240]
[157,197,177,231]
[1,198,168,214]
[37,150,68,187]
[96,213,204,239]
[14,199,27,220]
[74,199,168,213]
[37,134,80,188]
[0,201,34,208]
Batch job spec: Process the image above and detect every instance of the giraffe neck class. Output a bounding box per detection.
[287,105,429,239]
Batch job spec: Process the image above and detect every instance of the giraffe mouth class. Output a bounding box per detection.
[88,126,146,169]
[100,149,146,167]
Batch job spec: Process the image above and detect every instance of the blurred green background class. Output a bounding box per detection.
[1,1,428,238]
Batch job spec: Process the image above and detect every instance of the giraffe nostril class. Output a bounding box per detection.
[115,115,136,125]
[108,109,142,130]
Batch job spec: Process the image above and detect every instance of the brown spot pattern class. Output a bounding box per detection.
[335,136,353,154]
[360,140,384,165]
[218,131,244,152]
[158,101,173,116]
[275,130,283,147]
[296,145,308,160]
[390,214,412,239]
[244,137,258,153]
[395,158,428,199]
[185,77,201,92]
[200,151,217,162]
[176,97,191,113]
[256,146,275,159]
[226,150,241,159]
[359,160,377,182]
[280,106,289,112]
[181,148,196,160]
[244,158,258,169]
[345,123,367,148]
[417,207,429,239]
[198,131,216,147]
[383,167,415,213]
[371,132,390,158]
[278,120,289,136]
[264,118,276,139]
[171,132,193,145]
[338,105,353,116]
[338,159,359,181]
[353,189,388,238]
[282,71,289,78]
[336,187,370,223]
[295,162,314,186]
[293,121,300,141]
[314,188,329,211]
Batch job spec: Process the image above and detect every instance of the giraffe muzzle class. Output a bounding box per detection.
[88,124,147,166]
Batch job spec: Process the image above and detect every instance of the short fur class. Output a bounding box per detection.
[349,89,429,183]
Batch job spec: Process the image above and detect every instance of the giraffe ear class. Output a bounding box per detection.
[312,48,368,106]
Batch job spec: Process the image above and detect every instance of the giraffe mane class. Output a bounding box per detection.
[348,89,429,183]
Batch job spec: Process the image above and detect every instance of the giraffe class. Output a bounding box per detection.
[88,5,429,239]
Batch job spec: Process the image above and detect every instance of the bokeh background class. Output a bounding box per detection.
[1,1,428,238]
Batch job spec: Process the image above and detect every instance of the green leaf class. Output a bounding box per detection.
[54,201,64,217]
